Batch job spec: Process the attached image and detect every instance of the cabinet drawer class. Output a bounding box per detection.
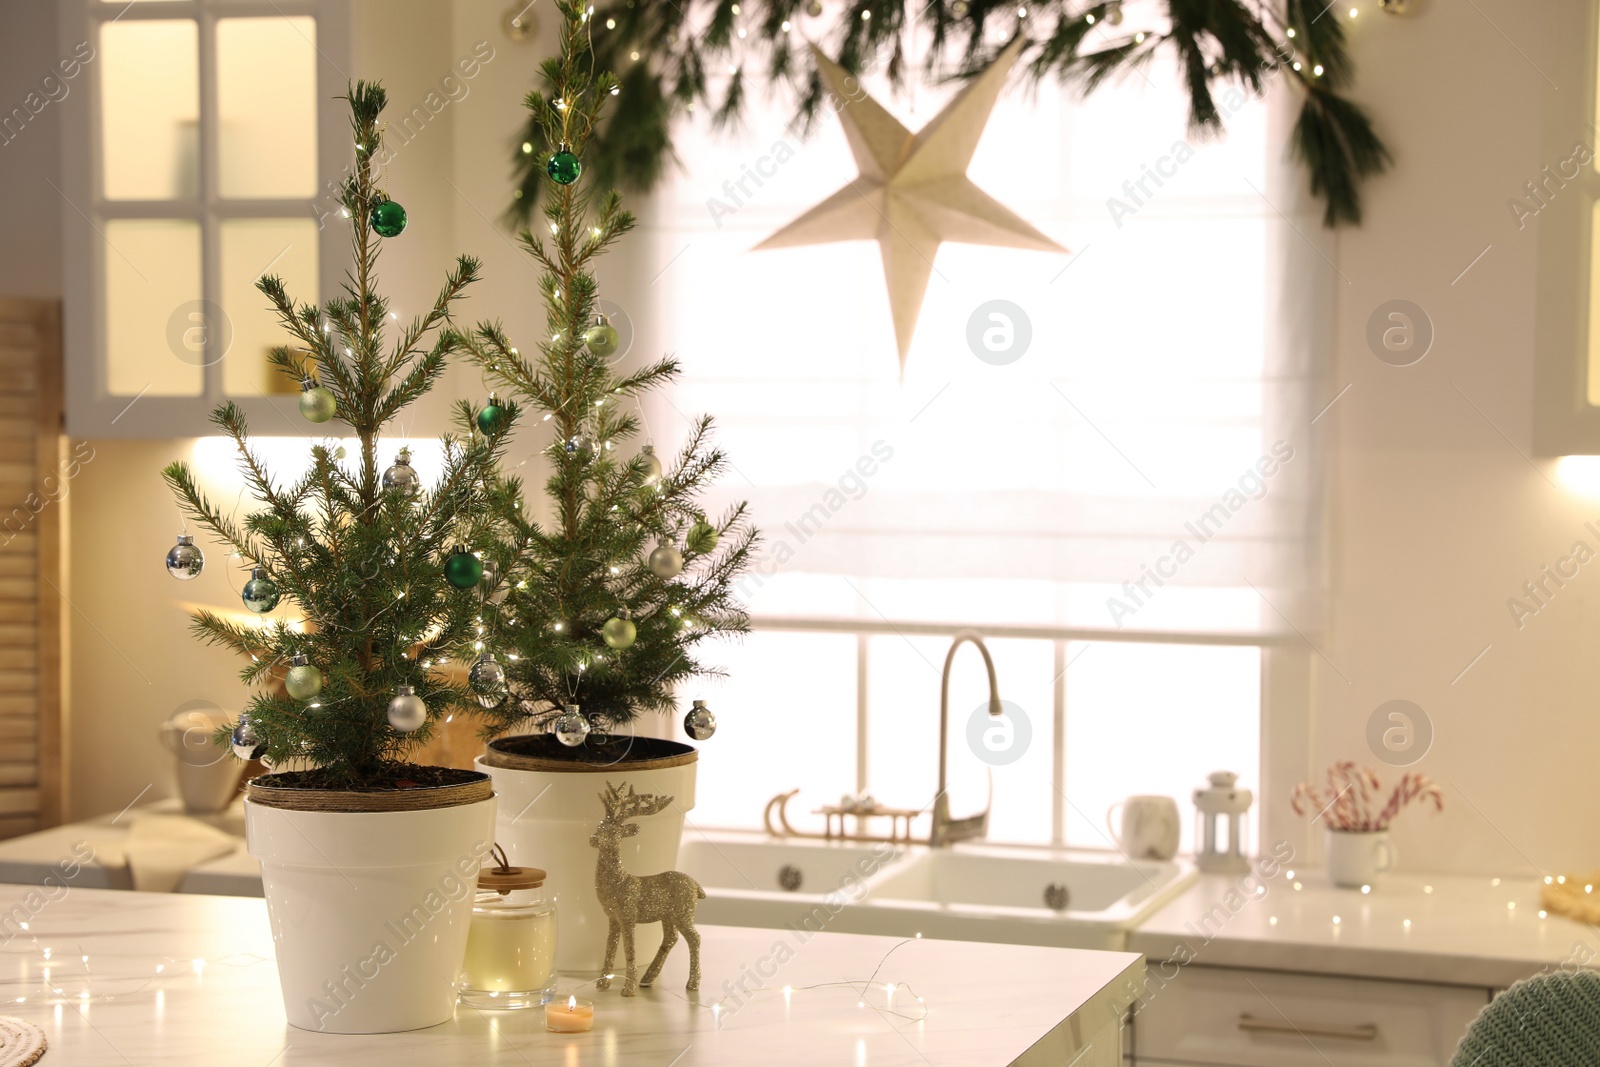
[1133,966,1487,1067]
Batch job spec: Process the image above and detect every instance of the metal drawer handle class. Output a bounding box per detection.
[1238,1014,1379,1041]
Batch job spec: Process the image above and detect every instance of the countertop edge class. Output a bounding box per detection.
[1125,929,1561,988]
[1014,953,1144,1067]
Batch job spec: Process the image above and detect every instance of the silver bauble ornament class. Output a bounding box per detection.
[638,444,663,484]
[950,0,969,15]
[468,653,508,708]
[648,543,684,578]
[387,684,428,732]
[382,447,420,494]
[565,431,597,460]
[806,0,823,15]
[684,700,717,741]
[552,705,591,746]
[231,718,265,760]
[481,558,510,604]
[284,653,323,701]
[1104,0,1123,25]
[166,534,204,580]
[480,558,504,601]
[241,567,281,613]
[602,615,637,649]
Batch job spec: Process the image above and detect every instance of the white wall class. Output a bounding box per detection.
[1315,1,1595,875]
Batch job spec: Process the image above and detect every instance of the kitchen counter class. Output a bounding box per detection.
[0,797,260,896]
[0,886,1141,1065]
[1128,868,1599,989]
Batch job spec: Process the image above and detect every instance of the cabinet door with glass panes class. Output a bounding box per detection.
[58,1,349,437]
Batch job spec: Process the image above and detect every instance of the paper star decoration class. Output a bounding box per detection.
[755,38,1065,370]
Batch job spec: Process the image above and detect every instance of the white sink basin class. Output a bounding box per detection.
[683,831,1195,950]
[868,847,1183,917]
[679,833,907,930]
[678,834,900,895]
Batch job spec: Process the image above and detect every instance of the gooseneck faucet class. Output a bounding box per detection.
[930,630,1003,848]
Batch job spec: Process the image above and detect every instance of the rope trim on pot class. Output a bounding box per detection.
[246,774,494,812]
[483,737,698,774]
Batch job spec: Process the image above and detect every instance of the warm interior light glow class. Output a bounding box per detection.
[1556,455,1600,496]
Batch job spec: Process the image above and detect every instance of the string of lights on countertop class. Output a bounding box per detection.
[0,932,931,1025]
[542,937,933,1027]
[0,937,272,1008]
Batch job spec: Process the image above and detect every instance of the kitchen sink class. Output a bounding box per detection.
[678,833,901,894]
[682,831,1195,950]
[868,846,1185,916]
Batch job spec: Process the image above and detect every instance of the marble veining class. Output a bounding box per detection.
[0,887,1140,1065]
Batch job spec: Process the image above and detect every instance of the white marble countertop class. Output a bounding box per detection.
[1,887,1141,1065]
[1128,868,1599,989]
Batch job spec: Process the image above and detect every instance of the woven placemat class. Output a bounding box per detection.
[0,1017,46,1067]
[1540,872,1600,923]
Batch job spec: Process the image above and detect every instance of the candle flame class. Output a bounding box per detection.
[568,994,577,1011]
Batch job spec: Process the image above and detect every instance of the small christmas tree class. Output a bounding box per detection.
[466,2,757,742]
[163,83,507,789]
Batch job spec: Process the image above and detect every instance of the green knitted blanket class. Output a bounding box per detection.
[1453,970,1600,1066]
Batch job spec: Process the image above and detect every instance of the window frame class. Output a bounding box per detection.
[1532,0,1600,455]
[59,0,351,438]
[719,616,1312,859]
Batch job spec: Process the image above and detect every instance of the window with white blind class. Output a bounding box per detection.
[644,49,1325,853]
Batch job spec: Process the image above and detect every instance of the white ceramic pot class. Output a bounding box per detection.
[1325,829,1396,888]
[478,739,696,973]
[246,792,496,1033]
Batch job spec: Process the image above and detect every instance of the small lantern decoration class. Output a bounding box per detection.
[1193,770,1252,873]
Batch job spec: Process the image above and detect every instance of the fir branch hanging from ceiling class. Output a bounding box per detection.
[509,0,1391,229]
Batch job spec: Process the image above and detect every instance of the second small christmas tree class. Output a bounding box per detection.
[466,2,757,748]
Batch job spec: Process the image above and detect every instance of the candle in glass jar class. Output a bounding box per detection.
[458,854,556,1010]
[545,995,594,1032]
[462,906,555,991]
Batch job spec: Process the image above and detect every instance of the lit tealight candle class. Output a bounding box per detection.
[545,995,594,1033]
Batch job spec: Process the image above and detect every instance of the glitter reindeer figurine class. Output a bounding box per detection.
[591,782,705,996]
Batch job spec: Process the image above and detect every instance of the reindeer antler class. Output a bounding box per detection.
[600,781,676,824]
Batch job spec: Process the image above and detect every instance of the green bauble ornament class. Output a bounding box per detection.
[241,567,281,613]
[299,378,336,424]
[583,317,620,358]
[602,615,637,650]
[546,148,581,185]
[476,393,506,436]
[284,653,323,701]
[369,198,407,237]
[444,546,484,589]
[688,519,719,553]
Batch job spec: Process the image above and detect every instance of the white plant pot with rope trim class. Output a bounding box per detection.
[245,776,496,1034]
[478,737,697,973]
